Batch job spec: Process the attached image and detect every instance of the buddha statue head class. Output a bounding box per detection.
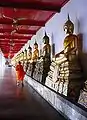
[34,40,38,49]
[43,32,49,44]
[64,14,74,34]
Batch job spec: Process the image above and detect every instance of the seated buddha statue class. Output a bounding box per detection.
[26,45,32,74]
[63,14,81,61]
[40,32,51,84]
[63,15,83,101]
[55,14,81,63]
[28,45,32,62]
[32,41,39,62]
[53,15,83,101]
[31,41,39,77]
[42,32,51,62]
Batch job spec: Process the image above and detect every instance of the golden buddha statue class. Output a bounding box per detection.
[53,14,83,101]
[31,41,39,77]
[28,45,32,61]
[63,14,81,60]
[42,32,51,61]
[32,41,39,62]
[39,32,51,84]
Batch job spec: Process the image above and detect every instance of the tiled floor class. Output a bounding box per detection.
[0,66,67,120]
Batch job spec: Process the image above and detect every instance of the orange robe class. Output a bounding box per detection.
[16,64,25,81]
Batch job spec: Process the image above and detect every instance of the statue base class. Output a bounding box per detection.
[32,58,51,84]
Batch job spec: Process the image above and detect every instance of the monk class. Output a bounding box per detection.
[15,61,25,87]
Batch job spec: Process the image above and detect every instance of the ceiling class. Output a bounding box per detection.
[0,0,70,59]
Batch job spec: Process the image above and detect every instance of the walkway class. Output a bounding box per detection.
[0,66,67,120]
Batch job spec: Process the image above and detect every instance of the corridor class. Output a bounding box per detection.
[0,66,66,120]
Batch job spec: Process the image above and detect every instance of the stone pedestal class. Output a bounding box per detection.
[33,59,43,82]
[24,61,28,72]
[26,62,33,76]
[32,58,51,84]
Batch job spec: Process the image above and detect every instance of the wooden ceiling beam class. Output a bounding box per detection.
[0,35,31,39]
[0,2,61,12]
[16,29,36,34]
[0,20,45,26]
[0,40,28,43]
[0,29,13,33]
[0,43,25,46]
[17,20,45,26]
[0,29,36,34]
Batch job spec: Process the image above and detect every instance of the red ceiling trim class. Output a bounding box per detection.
[0,2,61,12]
[61,0,70,7]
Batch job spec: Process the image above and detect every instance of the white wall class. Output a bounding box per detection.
[0,50,6,71]
[0,53,5,66]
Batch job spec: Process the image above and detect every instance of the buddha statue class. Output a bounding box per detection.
[31,41,39,77]
[51,15,83,101]
[61,14,83,101]
[42,32,51,61]
[40,32,51,84]
[32,33,51,83]
[28,45,32,61]
[63,14,80,60]
[32,41,39,62]
[26,45,32,75]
